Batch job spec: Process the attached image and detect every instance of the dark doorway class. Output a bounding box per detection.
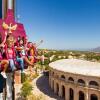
[79,91,85,100]
[62,85,65,98]
[91,94,98,100]
[69,88,74,100]
[56,83,59,95]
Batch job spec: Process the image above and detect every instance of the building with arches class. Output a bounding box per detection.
[49,59,100,100]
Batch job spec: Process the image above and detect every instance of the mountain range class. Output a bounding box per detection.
[92,47,100,52]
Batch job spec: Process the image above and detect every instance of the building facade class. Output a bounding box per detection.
[49,59,100,100]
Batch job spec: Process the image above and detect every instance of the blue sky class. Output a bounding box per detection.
[16,0,100,50]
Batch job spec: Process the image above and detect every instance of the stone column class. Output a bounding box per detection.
[59,84,62,97]
[65,86,69,100]
[50,78,51,87]
[85,81,89,100]
[85,89,89,100]
[49,76,51,86]
[54,82,58,94]
[51,79,53,90]
[74,88,78,100]
[54,82,57,94]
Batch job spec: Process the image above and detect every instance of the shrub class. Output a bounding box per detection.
[27,94,45,100]
[20,81,33,99]
[21,73,26,83]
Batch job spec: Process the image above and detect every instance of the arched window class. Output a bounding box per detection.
[61,75,65,79]
[56,83,59,95]
[91,94,98,100]
[89,81,99,86]
[79,91,85,100]
[68,77,74,83]
[78,79,85,86]
[69,88,74,100]
[52,72,54,76]
[89,81,99,89]
[62,85,65,99]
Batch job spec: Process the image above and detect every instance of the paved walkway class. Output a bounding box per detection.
[32,75,64,100]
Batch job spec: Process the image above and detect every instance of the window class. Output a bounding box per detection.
[52,72,54,76]
[68,77,74,82]
[91,94,98,100]
[78,79,85,86]
[69,88,74,100]
[56,83,59,95]
[62,85,65,98]
[61,75,65,79]
[79,91,85,100]
[89,81,99,86]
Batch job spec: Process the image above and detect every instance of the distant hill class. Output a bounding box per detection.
[92,47,100,52]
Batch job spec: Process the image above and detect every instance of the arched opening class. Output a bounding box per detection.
[78,79,85,86]
[61,75,65,79]
[68,77,74,83]
[69,88,74,100]
[91,94,98,100]
[79,91,85,100]
[62,85,65,98]
[52,72,54,76]
[56,83,59,95]
[89,81,99,89]
[89,81,99,86]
